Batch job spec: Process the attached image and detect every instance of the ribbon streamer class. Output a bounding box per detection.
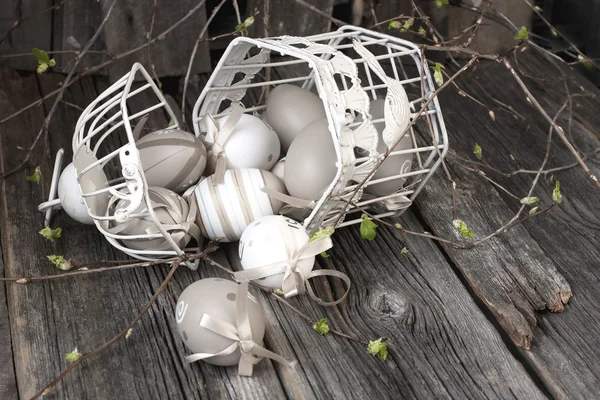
[199,102,245,185]
[260,185,316,210]
[184,281,294,376]
[234,219,351,306]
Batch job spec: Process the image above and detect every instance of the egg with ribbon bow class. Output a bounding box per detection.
[106,187,200,251]
[186,168,287,242]
[175,278,286,373]
[201,103,280,177]
[234,215,335,299]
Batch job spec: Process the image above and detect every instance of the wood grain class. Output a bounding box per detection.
[0,243,17,400]
[416,50,600,397]
[246,0,335,37]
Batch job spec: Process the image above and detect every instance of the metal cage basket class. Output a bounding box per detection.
[192,25,448,235]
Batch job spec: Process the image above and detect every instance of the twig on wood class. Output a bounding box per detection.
[0,0,119,182]
[146,0,161,87]
[0,0,65,46]
[181,0,227,129]
[292,0,346,27]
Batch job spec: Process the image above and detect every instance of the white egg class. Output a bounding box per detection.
[239,215,312,289]
[213,113,280,171]
[270,157,286,181]
[187,168,287,242]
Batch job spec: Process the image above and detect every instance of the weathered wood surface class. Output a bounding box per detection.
[0,65,558,399]
[0,0,212,78]
[0,244,17,399]
[416,46,600,397]
[246,0,335,37]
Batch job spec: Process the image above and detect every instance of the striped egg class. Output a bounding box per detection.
[188,168,286,242]
[137,129,207,194]
[108,187,200,251]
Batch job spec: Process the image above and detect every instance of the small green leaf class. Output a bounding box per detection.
[400,247,409,254]
[32,48,50,63]
[431,63,444,86]
[319,251,329,258]
[235,15,255,33]
[47,255,73,271]
[388,21,401,30]
[578,55,595,71]
[473,143,482,160]
[360,214,378,240]
[400,18,414,32]
[367,338,388,360]
[435,0,449,8]
[514,26,529,41]
[418,26,427,37]
[125,328,133,340]
[36,62,48,75]
[65,348,81,363]
[48,58,56,68]
[309,227,335,242]
[167,119,175,127]
[394,223,403,230]
[235,23,245,32]
[274,289,284,296]
[26,166,41,184]
[529,206,539,215]
[520,196,539,205]
[552,180,562,204]
[452,219,475,239]
[39,226,62,241]
[313,318,330,335]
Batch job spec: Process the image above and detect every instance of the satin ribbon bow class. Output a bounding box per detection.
[199,102,245,185]
[185,281,294,376]
[234,219,351,306]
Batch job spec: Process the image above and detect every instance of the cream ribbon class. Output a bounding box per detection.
[234,219,351,306]
[184,281,295,376]
[260,185,316,210]
[200,102,245,185]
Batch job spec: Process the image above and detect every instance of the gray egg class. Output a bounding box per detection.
[175,278,265,366]
[360,99,414,196]
[265,84,326,153]
[284,118,338,201]
[137,129,207,194]
[110,187,198,251]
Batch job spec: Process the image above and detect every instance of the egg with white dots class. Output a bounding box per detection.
[175,278,265,367]
[210,113,281,171]
[239,215,313,290]
[137,128,207,194]
[187,168,287,242]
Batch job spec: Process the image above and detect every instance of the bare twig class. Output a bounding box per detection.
[146,0,161,87]
[0,1,65,45]
[292,0,346,27]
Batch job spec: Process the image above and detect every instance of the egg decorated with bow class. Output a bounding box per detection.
[358,99,414,196]
[209,113,281,172]
[284,118,338,201]
[265,84,326,153]
[238,215,312,289]
[175,278,265,367]
[137,129,207,194]
[107,187,200,251]
[187,168,286,242]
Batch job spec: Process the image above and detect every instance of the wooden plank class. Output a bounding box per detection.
[0,243,18,399]
[52,0,108,73]
[246,0,335,37]
[100,0,212,82]
[414,49,600,397]
[0,0,54,71]
[0,70,288,399]
[223,213,546,399]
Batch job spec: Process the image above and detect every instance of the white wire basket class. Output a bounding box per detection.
[192,25,448,235]
[39,64,203,269]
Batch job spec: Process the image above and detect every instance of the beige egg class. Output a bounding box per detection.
[359,99,414,196]
[108,187,199,251]
[175,278,265,366]
[265,84,326,153]
[137,129,207,194]
[284,118,338,201]
[187,168,287,242]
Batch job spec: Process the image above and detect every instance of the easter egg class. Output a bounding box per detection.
[137,129,207,194]
[108,187,199,251]
[359,99,414,196]
[188,168,287,242]
[59,149,110,224]
[239,215,312,289]
[284,118,338,200]
[213,113,280,171]
[175,278,265,366]
[270,157,285,181]
[265,84,326,153]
